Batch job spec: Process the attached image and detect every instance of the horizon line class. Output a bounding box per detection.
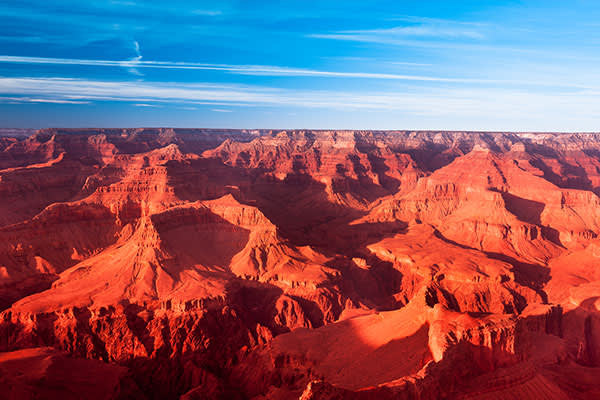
[3,127,600,135]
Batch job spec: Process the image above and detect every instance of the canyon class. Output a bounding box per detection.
[0,128,599,399]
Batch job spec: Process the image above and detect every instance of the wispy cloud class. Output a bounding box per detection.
[0,95,90,104]
[0,77,284,106]
[334,25,484,40]
[2,76,600,131]
[134,103,162,107]
[0,55,579,87]
[388,61,433,67]
[323,56,432,67]
[308,31,562,57]
[308,31,482,46]
[211,108,232,112]
[0,55,471,82]
[127,40,143,76]
[109,1,137,6]
[308,16,485,47]
[387,15,487,27]
[1,76,599,122]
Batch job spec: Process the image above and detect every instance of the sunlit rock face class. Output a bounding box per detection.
[1,128,600,399]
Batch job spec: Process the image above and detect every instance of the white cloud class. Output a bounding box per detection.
[336,25,484,40]
[0,95,90,104]
[387,15,486,27]
[2,54,598,92]
[127,40,143,76]
[0,55,472,82]
[0,76,599,120]
[388,61,433,67]
[308,16,485,47]
[134,103,161,107]
[2,76,600,130]
[133,41,141,58]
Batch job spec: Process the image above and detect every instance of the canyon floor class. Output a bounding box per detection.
[0,128,599,399]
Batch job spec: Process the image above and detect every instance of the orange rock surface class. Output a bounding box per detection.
[0,129,599,399]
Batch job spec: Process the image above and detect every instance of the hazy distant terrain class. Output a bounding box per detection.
[0,128,36,137]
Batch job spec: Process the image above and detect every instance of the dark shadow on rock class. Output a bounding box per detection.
[490,189,563,246]
[150,205,251,277]
[484,251,550,304]
[432,229,550,305]
[501,192,545,225]
[367,153,401,192]
[0,274,57,311]
[530,156,594,192]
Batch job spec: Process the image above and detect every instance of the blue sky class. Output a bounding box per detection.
[1,0,600,130]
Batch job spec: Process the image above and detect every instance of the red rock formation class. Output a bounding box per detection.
[0,129,600,399]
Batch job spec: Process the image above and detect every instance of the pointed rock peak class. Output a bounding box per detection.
[148,143,187,162]
[30,131,56,144]
[205,138,235,156]
[132,215,163,246]
[163,143,182,153]
[208,192,241,206]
